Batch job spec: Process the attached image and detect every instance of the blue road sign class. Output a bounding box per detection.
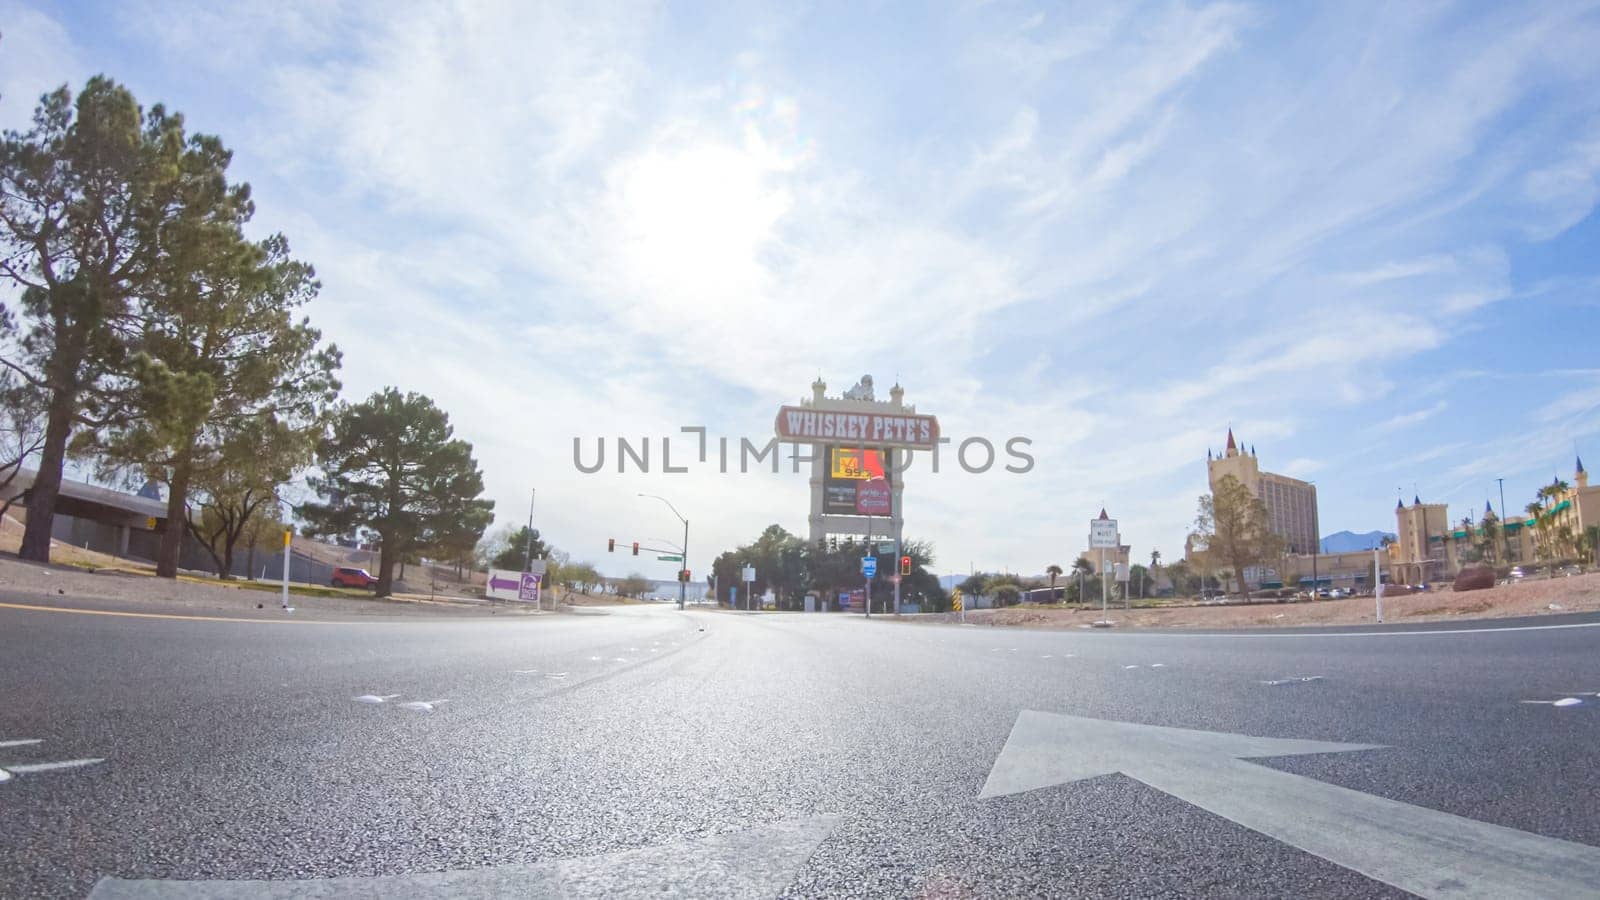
[862,556,878,578]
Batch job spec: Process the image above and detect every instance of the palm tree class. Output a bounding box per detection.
[1045,563,1064,602]
[1581,525,1600,566]
[1071,556,1093,608]
[1526,502,1550,561]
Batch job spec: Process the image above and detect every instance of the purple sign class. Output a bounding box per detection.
[856,478,891,515]
[519,572,541,603]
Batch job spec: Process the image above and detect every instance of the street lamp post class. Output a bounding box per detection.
[638,494,689,610]
[1497,477,1508,562]
[1308,480,1318,599]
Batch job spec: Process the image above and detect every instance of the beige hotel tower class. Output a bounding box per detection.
[1206,429,1319,555]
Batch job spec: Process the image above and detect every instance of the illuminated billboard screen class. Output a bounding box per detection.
[824,446,893,515]
[830,447,887,481]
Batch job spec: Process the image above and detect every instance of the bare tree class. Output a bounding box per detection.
[0,372,46,521]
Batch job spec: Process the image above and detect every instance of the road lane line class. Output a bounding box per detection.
[3,758,104,774]
[89,814,840,899]
[0,739,43,748]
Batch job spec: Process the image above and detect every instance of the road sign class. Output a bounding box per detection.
[518,572,541,603]
[982,710,1600,897]
[658,555,682,561]
[861,556,877,578]
[952,588,963,612]
[1090,517,1119,549]
[1114,562,1130,583]
[741,565,756,582]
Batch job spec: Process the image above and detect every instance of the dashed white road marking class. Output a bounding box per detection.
[353,694,401,704]
[5,758,104,774]
[1261,676,1326,686]
[398,700,449,712]
[1521,698,1584,707]
[0,739,43,749]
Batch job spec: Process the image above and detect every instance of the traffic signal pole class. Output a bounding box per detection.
[864,513,872,619]
[890,448,900,615]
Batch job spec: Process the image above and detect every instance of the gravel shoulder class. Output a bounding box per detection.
[0,554,533,620]
[930,572,1600,630]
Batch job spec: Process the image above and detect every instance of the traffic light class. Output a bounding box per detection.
[829,536,838,551]
[900,555,912,576]
[608,538,615,552]
[632,541,639,556]
[678,569,690,583]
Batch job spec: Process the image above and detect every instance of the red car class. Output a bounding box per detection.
[331,567,378,589]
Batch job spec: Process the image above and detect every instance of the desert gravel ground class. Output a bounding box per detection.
[935,571,1600,629]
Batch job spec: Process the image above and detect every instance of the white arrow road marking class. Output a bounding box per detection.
[88,814,839,899]
[0,739,43,748]
[981,710,1600,898]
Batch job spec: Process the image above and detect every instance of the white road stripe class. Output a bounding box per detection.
[0,739,43,748]
[4,757,104,774]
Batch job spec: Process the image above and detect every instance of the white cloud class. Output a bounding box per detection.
[1372,401,1449,435]
[0,4,85,131]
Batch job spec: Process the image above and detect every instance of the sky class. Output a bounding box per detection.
[3,0,1599,578]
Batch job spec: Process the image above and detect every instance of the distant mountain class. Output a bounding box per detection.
[1320,530,1394,553]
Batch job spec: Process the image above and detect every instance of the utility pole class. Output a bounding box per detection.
[890,448,901,616]
[522,489,537,573]
[1310,480,1319,598]
[639,493,689,611]
[864,514,873,618]
[1497,477,1508,562]
[1100,549,1108,619]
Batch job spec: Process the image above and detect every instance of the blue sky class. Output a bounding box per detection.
[4,1,1598,577]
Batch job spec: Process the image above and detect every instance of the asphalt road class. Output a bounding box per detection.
[4,595,1600,898]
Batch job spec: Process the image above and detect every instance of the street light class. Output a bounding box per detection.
[638,493,689,610]
[1308,480,1319,598]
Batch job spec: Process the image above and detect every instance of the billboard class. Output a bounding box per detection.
[486,566,543,602]
[775,406,940,450]
[823,445,894,515]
